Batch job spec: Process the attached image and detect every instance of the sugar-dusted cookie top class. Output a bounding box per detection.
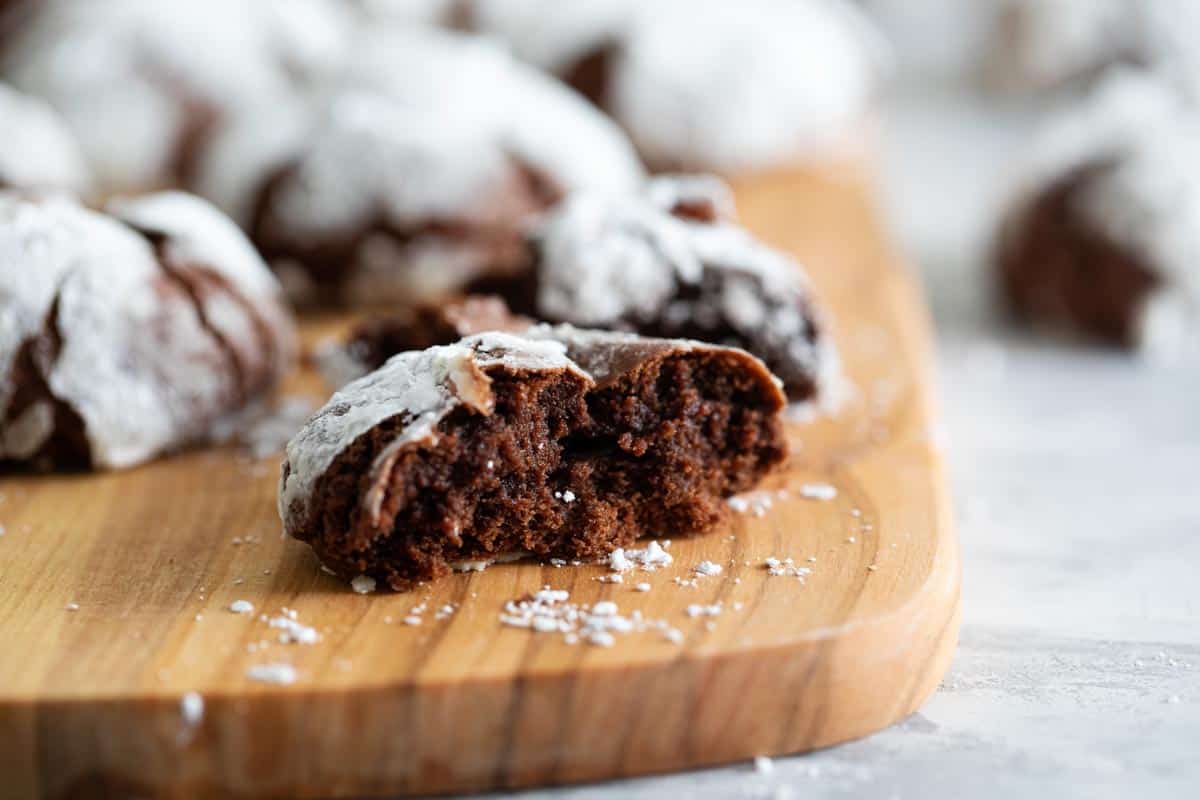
[0,191,296,469]
[0,82,90,195]
[467,0,885,171]
[198,29,644,306]
[2,0,351,192]
[528,176,839,400]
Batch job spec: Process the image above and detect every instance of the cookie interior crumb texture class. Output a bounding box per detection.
[280,327,787,590]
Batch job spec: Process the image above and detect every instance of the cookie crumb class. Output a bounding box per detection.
[180,692,204,726]
[229,600,254,615]
[799,483,837,501]
[269,614,320,645]
[246,663,297,685]
[350,575,376,594]
[685,602,722,618]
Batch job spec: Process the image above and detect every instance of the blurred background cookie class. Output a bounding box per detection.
[0,81,90,195]
[996,71,1200,357]
[466,0,887,172]
[1,0,349,194]
[197,30,643,307]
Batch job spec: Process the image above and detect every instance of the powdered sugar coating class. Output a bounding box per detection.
[985,0,1130,92]
[0,192,294,468]
[351,0,461,25]
[1004,70,1200,357]
[110,191,298,376]
[985,0,1200,94]
[205,29,643,304]
[213,29,644,220]
[3,0,351,193]
[0,83,90,195]
[468,0,639,73]
[613,0,883,171]
[278,332,579,531]
[109,192,286,301]
[469,0,883,171]
[644,174,737,222]
[426,29,641,188]
[531,177,838,398]
[260,92,522,243]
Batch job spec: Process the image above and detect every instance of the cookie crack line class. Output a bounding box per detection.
[136,228,251,404]
[1,279,89,467]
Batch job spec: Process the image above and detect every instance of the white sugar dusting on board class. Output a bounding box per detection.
[180,692,204,727]
[268,614,321,645]
[765,557,814,580]
[176,691,204,745]
[728,490,778,517]
[246,663,298,685]
[800,483,838,501]
[607,541,674,573]
[350,575,377,594]
[499,587,684,646]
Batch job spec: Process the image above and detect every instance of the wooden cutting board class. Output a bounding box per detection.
[0,166,959,800]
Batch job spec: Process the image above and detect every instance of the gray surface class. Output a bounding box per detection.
[485,85,1200,800]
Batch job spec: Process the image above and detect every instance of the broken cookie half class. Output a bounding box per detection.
[280,325,787,591]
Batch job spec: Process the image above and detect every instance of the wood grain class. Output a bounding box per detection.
[0,166,959,799]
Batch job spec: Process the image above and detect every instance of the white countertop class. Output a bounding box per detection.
[490,84,1200,800]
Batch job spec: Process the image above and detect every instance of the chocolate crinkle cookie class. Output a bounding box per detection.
[518,176,839,402]
[0,191,296,470]
[996,71,1200,358]
[0,82,90,196]
[1,0,349,194]
[321,176,839,403]
[983,0,1200,95]
[462,0,886,172]
[197,29,644,307]
[279,326,787,591]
